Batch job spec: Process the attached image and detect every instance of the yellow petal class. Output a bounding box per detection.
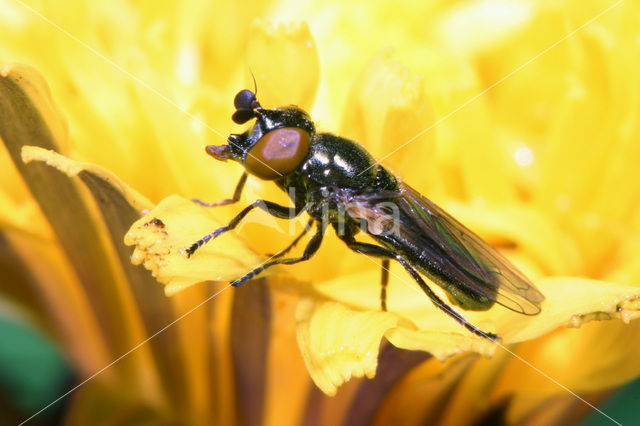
[444,201,583,276]
[246,20,319,110]
[264,290,311,426]
[124,194,264,295]
[305,263,640,394]
[295,297,399,396]
[3,65,163,401]
[0,64,69,152]
[64,379,169,426]
[372,354,477,426]
[22,145,201,407]
[21,145,152,211]
[340,50,435,190]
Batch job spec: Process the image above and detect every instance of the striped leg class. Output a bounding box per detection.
[231,223,325,287]
[192,172,248,207]
[339,238,499,341]
[186,199,303,257]
[270,218,314,259]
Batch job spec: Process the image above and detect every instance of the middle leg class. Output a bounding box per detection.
[269,218,314,259]
[380,259,390,311]
[231,221,326,287]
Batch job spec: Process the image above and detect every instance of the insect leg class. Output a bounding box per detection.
[192,172,248,207]
[395,256,499,341]
[230,222,326,287]
[341,239,498,341]
[270,218,314,259]
[185,199,306,257]
[380,259,390,311]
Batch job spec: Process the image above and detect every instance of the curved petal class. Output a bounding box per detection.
[246,20,320,110]
[305,269,640,394]
[125,194,264,295]
[295,297,399,396]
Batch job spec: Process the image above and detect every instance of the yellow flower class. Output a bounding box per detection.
[2,0,640,425]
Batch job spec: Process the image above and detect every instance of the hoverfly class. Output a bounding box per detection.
[186,88,545,340]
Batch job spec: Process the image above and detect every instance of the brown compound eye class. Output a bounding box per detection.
[245,127,310,180]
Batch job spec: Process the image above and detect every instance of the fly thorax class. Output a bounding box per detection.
[302,133,379,190]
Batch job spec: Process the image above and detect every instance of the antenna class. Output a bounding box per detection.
[249,68,258,97]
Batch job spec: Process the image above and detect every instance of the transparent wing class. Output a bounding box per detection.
[349,183,545,315]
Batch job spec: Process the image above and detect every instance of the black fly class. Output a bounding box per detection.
[186,89,545,341]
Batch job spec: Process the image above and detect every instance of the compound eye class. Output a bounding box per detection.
[245,127,310,180]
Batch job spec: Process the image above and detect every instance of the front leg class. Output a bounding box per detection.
[185,199,306,257]
[192,172,248,207]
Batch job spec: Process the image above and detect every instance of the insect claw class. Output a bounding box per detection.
[486,332,501,343]
[185,244,197,258]
[230,276,246,287]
